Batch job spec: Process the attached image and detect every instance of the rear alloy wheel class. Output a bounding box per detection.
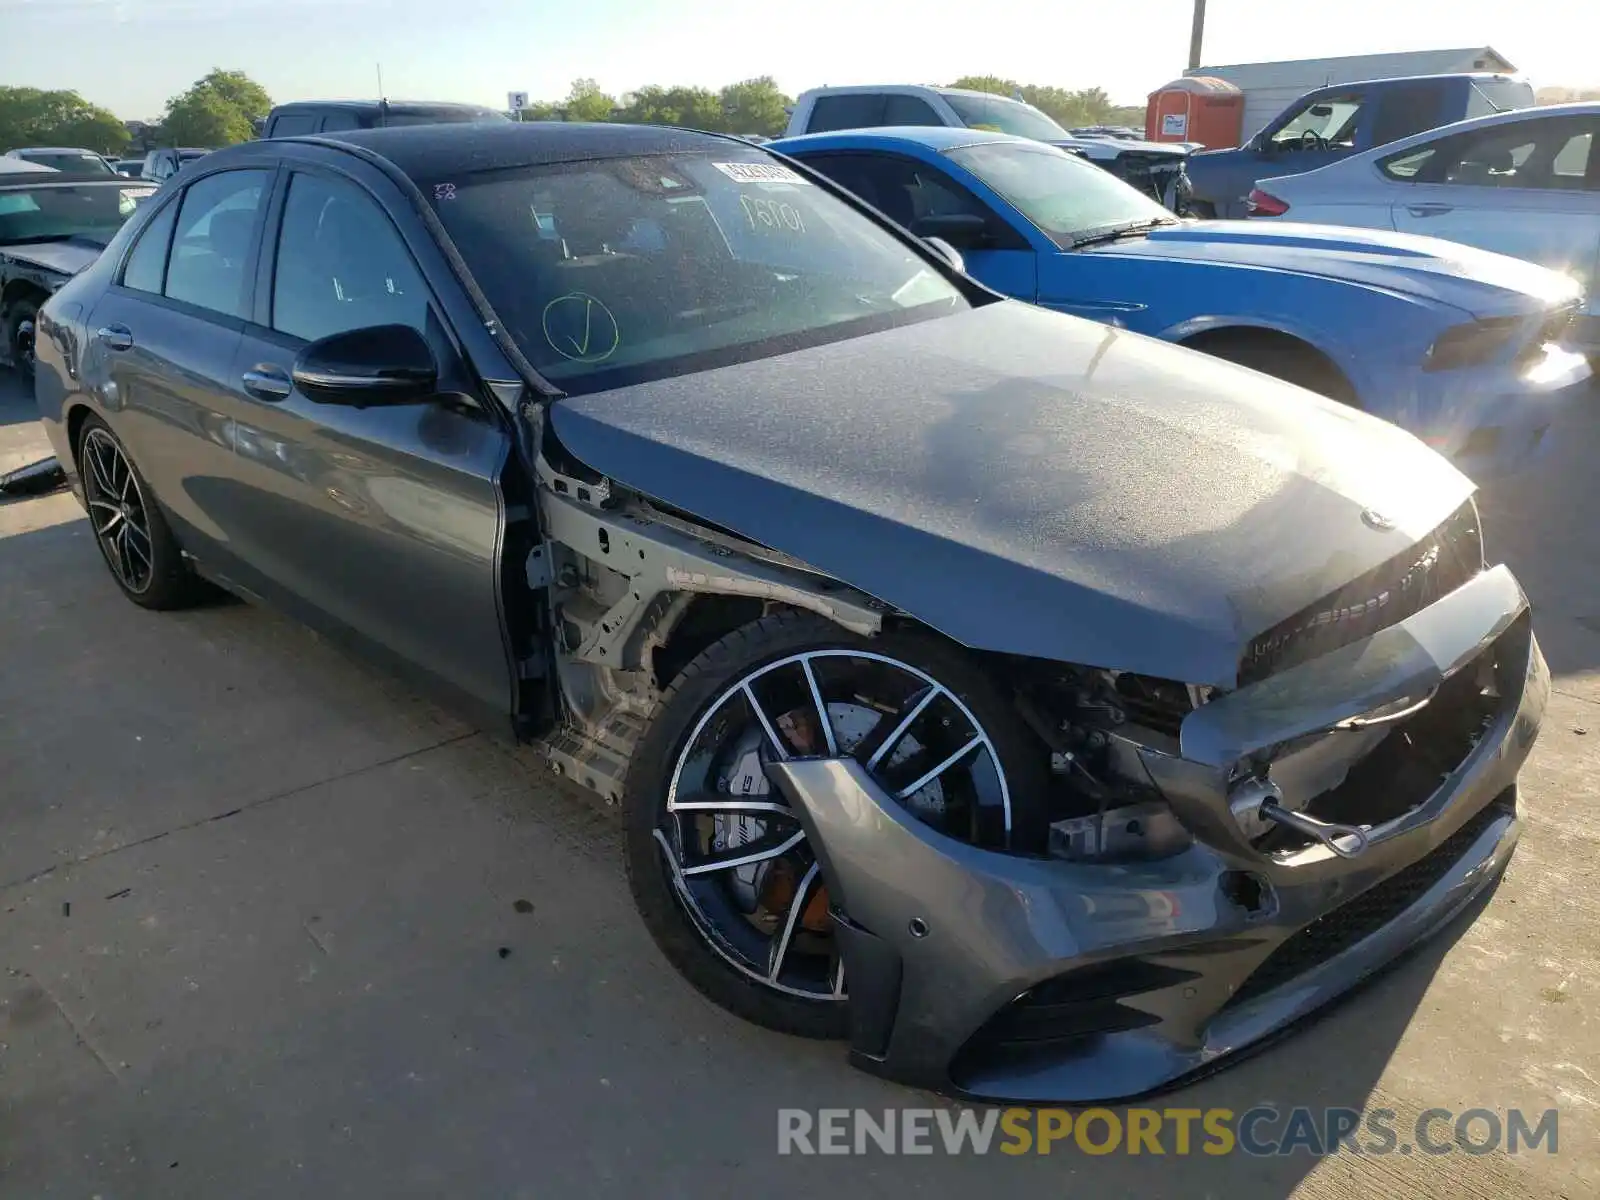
[78,415,210,610]
[623,612,1046,1037]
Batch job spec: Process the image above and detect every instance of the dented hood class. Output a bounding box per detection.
[548,301,1473,686]
[0,238,103,278]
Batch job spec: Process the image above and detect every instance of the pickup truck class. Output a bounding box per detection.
[1185,73,1534,218]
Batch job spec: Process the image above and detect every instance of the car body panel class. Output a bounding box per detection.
[550,299,1469,687]
[774,130,1589,475]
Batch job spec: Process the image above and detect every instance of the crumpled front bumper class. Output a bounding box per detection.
[767,566,1547,1103]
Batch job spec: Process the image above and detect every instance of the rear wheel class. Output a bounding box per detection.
[77,414,211,610]
[1188,330,1358,406]
[623,611,1046,1037]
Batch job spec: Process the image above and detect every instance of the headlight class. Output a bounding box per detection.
[1423,316,1522,371]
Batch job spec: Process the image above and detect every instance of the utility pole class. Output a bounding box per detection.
[1188,0,1206,70]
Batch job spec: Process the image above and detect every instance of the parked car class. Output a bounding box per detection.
[35,123,1546,1104]
[1250,102,1600,361]
[1185,73,1534,219]
[4,147,120,175]
[786,85,1192,206]
[260,99,511,138]
[0,171,156,378]
[772,127,1589,476]
[140,147,211,183]
[114,158,146,177]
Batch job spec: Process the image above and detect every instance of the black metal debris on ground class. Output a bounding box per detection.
[0,456,66,498]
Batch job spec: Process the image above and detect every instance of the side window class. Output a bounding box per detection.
[882,95,943,126]
[271,172,429,342]
[1379,143,1440,181]
[805,94,888,133]
[120,198,179,294]
[268,113,319,137]
[317,111,360,132]
[802,153,1025,248]
[1435,125,1545,187]
[1370,86,1442,146]
[1270,94,1364,151]
[1551,125,1596,188]
[163,169,269,318]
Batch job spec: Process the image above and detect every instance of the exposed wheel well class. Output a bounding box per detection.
[652,593,767,689]
[1180,326,1360,407]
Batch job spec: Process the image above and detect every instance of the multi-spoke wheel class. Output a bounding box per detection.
[624,611,1046,1037]
[75,414,210,610]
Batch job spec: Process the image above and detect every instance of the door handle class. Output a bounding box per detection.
[96,325,133,351]
[1406,203,1453,217]
[241,365,293,400]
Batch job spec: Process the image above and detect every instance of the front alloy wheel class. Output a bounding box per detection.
[624,612,1046,1037]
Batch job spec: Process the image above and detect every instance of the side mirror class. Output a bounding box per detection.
[911,212,988,248]
[292,324,438,405]
[922,237,966,274]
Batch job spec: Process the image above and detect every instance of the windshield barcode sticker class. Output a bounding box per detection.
[711,162,810,186]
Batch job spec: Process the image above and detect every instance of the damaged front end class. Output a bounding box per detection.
[764,501,1546,1103]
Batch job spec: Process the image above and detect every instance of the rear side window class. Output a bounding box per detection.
[805,94,888,132]
[1466,80,1535,119]
[882,95,943,126]
[163,170,269,318]
[269,113,319,136]
[318,111,361,132]
[120,199,178,294]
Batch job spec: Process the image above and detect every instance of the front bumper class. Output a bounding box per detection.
[768,567,1547,1103]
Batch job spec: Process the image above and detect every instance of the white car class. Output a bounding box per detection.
[1247,102,1600,356]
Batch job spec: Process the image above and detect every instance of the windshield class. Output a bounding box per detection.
[945,142,1172,243]
[939,93,1070,142]
[0,182,157,246]
[427,151,966,393]
[18,151,116,175]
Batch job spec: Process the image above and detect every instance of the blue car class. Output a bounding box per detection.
[771,127,1591,477]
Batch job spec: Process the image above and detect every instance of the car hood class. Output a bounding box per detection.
[548,301,1472,687]
[1080,219,1583,316]
[0,239,103,278]
[1052,137,1189,161]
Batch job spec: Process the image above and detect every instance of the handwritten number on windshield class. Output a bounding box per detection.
[739,194,806,234]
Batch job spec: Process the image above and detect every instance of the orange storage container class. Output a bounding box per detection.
[1145,77,1244,148]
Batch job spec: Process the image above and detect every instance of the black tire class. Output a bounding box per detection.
[76,413,211,610]
[6,295,40,383]
[1191,331,1358,406]
[622,610,1047,1038]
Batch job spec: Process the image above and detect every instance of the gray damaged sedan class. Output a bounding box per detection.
[33,124,1546,1103]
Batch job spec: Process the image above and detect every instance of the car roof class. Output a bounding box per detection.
[7,147,105,156]
[303,121,744,178]
[0,171,145,188]
[1298,71,1524,91]
[773,126,1034,153]
[271,99,500,114]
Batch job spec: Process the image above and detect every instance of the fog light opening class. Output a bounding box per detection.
[1222,870,1272,918]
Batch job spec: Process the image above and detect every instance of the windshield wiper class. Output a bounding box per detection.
[1068,218,1176,250]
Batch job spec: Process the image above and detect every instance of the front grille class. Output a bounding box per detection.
[956,960,1194,1064]
[1239,501,1483,685]
[1223,791,1513,1010]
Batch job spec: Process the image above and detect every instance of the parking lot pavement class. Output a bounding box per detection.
[2,369,1597,1200]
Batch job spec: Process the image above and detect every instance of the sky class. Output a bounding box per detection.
[0,0,1590,121]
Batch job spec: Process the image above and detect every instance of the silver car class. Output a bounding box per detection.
[1247,102,1600,356]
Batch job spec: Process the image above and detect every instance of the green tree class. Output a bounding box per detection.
[719,77,792,136]
[0,87,130,154]
[162,91,255,147]
[565,78,617,123]
[160,69,272,147]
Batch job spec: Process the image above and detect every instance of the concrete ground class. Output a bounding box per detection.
[1,370,1596,1200]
